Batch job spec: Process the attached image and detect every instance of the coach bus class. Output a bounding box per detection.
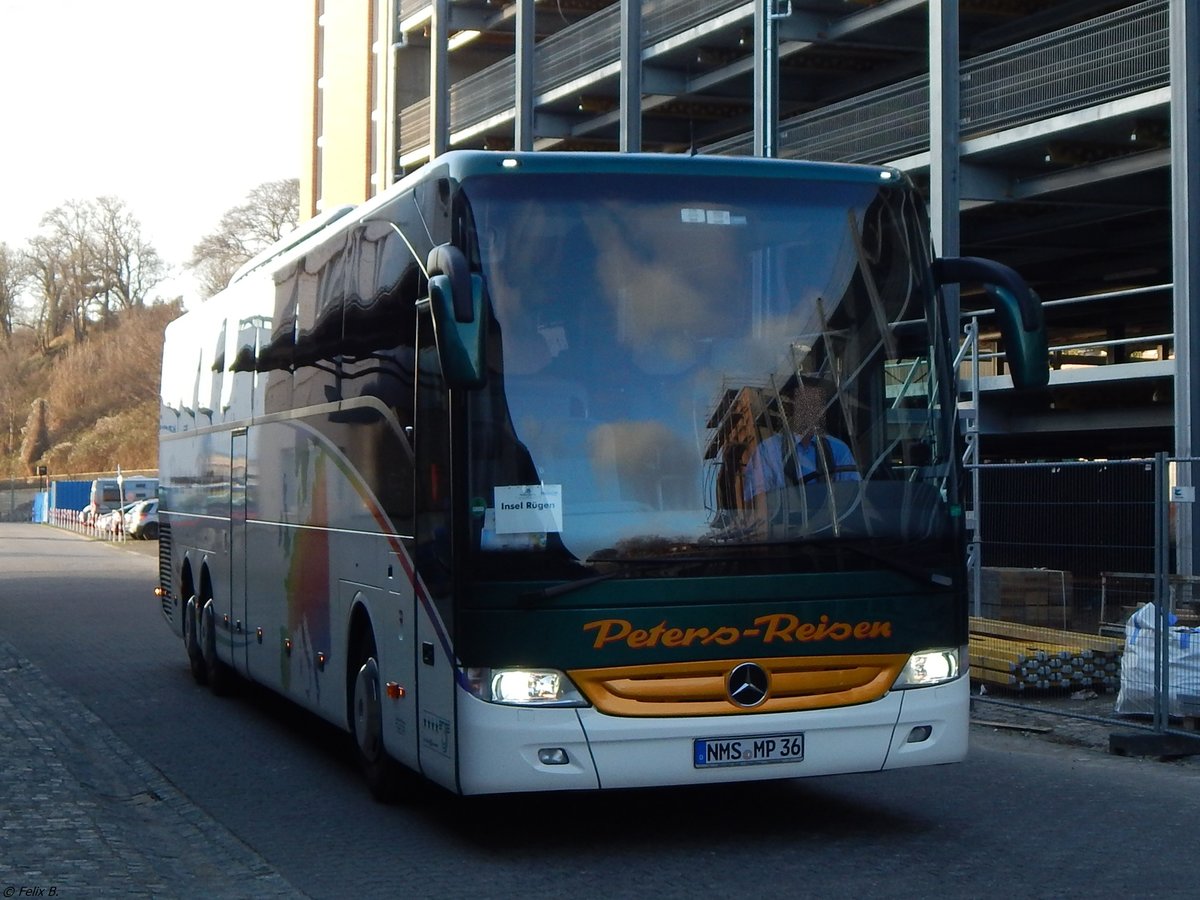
[156,150,1047,799]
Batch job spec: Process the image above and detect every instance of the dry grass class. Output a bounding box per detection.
[3,302,182,477]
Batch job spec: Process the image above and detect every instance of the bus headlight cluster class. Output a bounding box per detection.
[892,648,962,689]
[466,667,587,706]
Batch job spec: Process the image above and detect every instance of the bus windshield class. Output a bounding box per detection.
[461,171,955,580]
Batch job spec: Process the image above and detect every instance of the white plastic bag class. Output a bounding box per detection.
[1115,603,1200,717]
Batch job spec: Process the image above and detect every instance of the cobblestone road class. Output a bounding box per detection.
[0,635,301,898]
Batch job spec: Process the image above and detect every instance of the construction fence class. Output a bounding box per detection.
[1,478,42,522]
[971,456,1200,740]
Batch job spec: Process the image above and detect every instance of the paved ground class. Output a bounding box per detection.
[0,531,302,899]
[1,530,1196,897]
[0,632,301,898]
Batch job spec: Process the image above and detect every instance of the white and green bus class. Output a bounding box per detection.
[156,150,1047,798]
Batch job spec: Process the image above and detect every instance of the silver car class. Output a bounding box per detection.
[124,499,159,540]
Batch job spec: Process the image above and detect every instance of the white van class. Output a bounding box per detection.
[88,477,159,514]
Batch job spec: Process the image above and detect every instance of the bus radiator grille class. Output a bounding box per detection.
[568,654,909,717]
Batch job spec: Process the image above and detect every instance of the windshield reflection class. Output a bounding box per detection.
[462,172,952,574]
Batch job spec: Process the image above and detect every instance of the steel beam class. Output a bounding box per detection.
[514,0,535,150]
[429,0,450,158]
[620,0,642,152]
[1172,0,1200,573]
[930,1,961,322]
[753,1,778,157]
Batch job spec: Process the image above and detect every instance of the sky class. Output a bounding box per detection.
[0,0,306,304]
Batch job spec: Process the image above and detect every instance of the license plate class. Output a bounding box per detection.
[693,732,805,768]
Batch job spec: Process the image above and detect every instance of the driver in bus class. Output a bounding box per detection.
[480,220,575,376]
[742,378,859,502]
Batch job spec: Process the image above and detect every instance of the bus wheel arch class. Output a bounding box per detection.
[347,607,408,802]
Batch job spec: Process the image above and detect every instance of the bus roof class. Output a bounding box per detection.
[425,149,906,187]
[208,151,910,304]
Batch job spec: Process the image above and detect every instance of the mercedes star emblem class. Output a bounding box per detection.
[727,662,770,708]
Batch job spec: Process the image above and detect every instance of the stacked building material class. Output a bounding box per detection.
[978,567,1071,627]
[969,617,1124,692]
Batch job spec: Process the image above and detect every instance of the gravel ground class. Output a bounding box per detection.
[969,686,1200,761]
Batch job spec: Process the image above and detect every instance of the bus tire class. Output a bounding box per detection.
[199,597,235,696]
[351,631,407,803]
[183,595,207,685]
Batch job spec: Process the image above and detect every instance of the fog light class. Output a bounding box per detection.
[537,747,569,766]
[907,725,933,743]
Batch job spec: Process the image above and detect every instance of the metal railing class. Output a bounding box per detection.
[709,0,1169,160]
[961,0,1168,135]
[961,283,1174,381]
[533,3,623,99]
[399,96,430,155]
[398,0,427,23]
[451,58,516,135]
[46,506,131,542]
[445,0,747,138]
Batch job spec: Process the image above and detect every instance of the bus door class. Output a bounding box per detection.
[230,428,249,674]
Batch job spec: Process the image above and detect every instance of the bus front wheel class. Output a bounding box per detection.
[351,632,407,803]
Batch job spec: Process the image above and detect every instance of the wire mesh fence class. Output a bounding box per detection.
[972,457,1200,739]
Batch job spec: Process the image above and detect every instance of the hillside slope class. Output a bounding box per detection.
[3,302,182,477]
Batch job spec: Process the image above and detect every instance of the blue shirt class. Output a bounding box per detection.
[743,433,859,501]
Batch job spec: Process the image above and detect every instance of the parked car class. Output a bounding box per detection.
[95,501,140,535]
[124,499,159,540]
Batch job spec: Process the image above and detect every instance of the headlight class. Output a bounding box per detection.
[892,647,962,689]
[466,667,587,706]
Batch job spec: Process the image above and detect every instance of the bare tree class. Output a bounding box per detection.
[93,196,167,315]
[30,200,107,343]
[0,342,25,457]
[0,241,29,344]
[189,178,300,299]
[22,197,166,347]
[24,233,71,351]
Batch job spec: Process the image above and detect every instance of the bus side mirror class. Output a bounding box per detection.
[425,244,487,389]
[933,256,1049,390]
[428,243,475,323]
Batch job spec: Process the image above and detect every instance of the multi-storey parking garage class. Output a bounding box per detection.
[305,0,1198,461]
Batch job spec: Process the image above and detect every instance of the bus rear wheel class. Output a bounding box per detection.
[351,632,407,803]
[183,595,207,685]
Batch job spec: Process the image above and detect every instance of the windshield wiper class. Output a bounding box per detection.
[517,553,727,603]
[518,571,620,604]
[840,543,953,587]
